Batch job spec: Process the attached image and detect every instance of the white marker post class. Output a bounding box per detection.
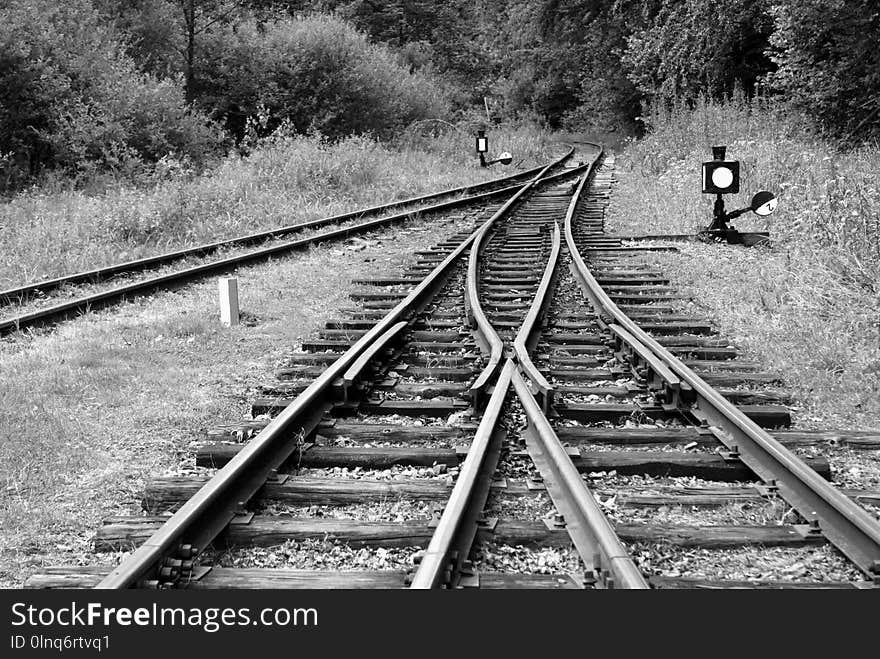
[218,277,240,326]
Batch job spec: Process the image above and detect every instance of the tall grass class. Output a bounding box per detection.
[0,125,553,288]
[608,97,880,425]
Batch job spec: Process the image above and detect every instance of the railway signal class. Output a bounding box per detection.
[475,130,512,167]
[476,129,488,167]
[702,145,777,244]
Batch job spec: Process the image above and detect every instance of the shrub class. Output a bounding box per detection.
[763,0,880,141]
[0,126,553,286]
[194,14,450,140]
[622,0,773,106]
[0,0,224,191]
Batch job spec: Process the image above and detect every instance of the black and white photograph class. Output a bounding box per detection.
[1,0,878,648]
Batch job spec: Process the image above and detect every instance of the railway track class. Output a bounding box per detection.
[28,143,880,589]
[0,154,573,336]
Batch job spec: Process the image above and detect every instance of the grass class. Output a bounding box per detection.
[0,207,475,587]
[606,97,880,429]
[0,124,555,289]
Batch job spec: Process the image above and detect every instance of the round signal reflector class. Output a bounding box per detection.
[711,166,734,189]
[750,190,777,216]
[755,197,778,216]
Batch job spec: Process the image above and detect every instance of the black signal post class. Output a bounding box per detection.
[476,129,488,167]
[474,130,512,167]
[700,145,776,245]
[703,145,740,232]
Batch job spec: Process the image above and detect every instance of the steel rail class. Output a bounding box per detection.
[511,366,648,589]
[512,221,561,412]
[0,158,562,305]
[464,150,577,406]
[564,148,880,581]
[95,175,549,589]
[1,152,578,337]
[410,151,590,587]
[96,152,587,589]
[340,320,409,403]
[512,151,602,410]
[607,323,686,408]
[501,146,644,588]
[409,360,514,589]
[464,222,505,407]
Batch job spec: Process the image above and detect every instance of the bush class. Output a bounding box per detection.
[194,14,450,140]
[623,0,773,105]
[764,0,880,141]
[0,0,225,191]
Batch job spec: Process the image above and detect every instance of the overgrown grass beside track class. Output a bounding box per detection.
[0,125,553,288]
[607,98,880,427]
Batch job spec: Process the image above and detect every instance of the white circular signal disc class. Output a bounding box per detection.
[711,166,734,189]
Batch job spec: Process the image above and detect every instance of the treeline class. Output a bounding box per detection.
[0,0,450,191]
[2,0,878,192]
[472,0,879,140]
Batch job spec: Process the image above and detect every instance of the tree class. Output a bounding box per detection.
[0,0,223,189]
[764,0,880,140]
[177,0,246,103]
[622,0,773,105]
[194,15,449,139]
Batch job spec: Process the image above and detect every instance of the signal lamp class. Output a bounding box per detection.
[702,160,740,194]
[701,146,777,243]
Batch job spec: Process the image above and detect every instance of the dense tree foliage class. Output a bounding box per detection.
[0,0,223,191]
[1,0,876,190]
[764,0,880,140]
[195,15,448,139]
[623,0,773,104]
